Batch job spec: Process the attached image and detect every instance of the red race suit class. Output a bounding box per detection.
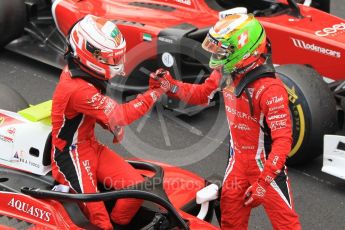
[169,69,301,230]
[51,67,164,229]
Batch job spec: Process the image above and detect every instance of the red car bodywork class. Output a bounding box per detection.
[0,160,219,229]
[53,0,345,80]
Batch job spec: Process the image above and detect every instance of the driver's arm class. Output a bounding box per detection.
[258,83,292,183]
[70,83,163,130]
[168,70,222,106]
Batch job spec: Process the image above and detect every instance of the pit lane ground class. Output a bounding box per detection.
[1,2,345,229]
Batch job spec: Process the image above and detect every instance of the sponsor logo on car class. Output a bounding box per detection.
[1,127,17,144]
[12,152,19,161]
[158,37,173,44]
[11,150,26,163]
[291,38,341,58]
[0,134,13,143]
[0,114,22,126]
[18,157,40,168]
[8,198,52,222]
[315,22,345,37]
[7,127,16,135]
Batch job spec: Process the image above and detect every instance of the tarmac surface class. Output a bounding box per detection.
[0,1,345,229]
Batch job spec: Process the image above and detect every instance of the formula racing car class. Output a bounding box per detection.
[0,0,343,166]
[0,83,219,229]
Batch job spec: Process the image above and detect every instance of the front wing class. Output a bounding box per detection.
[322,135,345,180]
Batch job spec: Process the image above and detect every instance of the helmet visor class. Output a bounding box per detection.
[86,41,126,66]
[98,52,125,66]
[202,33,232,60]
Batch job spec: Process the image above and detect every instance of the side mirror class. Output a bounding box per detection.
[196,184,219,220]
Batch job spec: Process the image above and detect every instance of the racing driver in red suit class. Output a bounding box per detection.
[51,15,171,229]
[150,13,301,229]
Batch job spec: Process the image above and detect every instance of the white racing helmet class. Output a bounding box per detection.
[69,14,126,80]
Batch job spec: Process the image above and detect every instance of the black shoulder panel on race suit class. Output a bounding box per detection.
[234,63,276,98]
[234,62,276,117]
[234,39,276,116]
[66,55,109,94]
[234,39,275,96]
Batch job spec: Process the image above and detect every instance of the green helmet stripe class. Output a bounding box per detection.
[206,14,266,74]
[246,24,265,53]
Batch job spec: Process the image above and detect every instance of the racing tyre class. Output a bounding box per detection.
[0,83,29,112]
[0,0,26,47]
[275,64,338,165]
